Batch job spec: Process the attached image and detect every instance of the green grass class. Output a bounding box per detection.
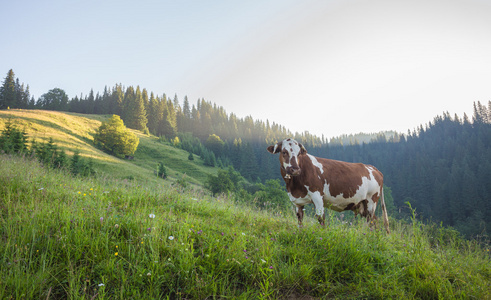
[0,109,217,186]
[1,155,490,299]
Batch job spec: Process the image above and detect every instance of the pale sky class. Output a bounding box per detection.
[1,0,490,138]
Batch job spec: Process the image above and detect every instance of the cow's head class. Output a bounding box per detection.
[267,138,307,178]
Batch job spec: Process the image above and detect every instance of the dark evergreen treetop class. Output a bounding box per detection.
[0,69,17,109]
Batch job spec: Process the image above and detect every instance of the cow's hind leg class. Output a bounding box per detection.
[311,194,325,226]
[366,198,378,230]
[316,210,326,226]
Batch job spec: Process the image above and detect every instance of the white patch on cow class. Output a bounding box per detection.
[367,198,377,216]
[288,185,325,218]
[289,141,302,154]
[321,167,382,214]
[307,154,324,174]
[322,182,351,212]
[281,139,302,171]
[365,166,381,215]
[288,192,312,206]
[304,185,325,217]
[273,143,280,154]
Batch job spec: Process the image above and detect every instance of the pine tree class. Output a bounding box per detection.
[111,84,124,116]
[28,96,36,108]
[122,86,148,131]
[183,96,191,119]
[122,86,147,131]
[156,97,177,137]
[463,113,471,127]
[133,86,148,131]
[53,149,68,169]
[191,104,200,135]
[0,119,27,154]
[472,101,489,124]
[70,151,82,176]
[158,117,176,138]
[167,97,177,130]
[38,138,57,166]
[142,88,149,113]
[21,84,30,109]
[122,86,135,125]
[15,78,23,108]
[87,89,95,114]
[147,92,160,134]
[157,162,168,179]
[0,69,17,109]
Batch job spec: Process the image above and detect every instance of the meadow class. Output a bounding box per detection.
[0,109,218,186]
[1,154,490,299]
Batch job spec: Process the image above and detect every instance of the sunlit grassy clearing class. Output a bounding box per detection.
[0,109,217,185]
[0,109,107,157]
[1,155,489,299]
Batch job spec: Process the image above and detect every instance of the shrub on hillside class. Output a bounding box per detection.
[205,166,245,196]
[93,115,139,157]
[157,162,168,179]
[206,169,234,196]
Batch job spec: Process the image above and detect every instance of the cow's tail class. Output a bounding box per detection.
[381,188,390,234]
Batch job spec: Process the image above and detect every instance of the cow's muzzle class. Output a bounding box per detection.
[285,167,301,178]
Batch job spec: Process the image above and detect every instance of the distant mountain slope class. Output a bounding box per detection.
[0,109,217,185]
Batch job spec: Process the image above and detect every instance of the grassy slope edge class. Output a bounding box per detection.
[1,155,490,299]
[0,109,217,186]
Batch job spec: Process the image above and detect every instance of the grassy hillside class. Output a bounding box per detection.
[1,154,490,299]
[0,109,217,185]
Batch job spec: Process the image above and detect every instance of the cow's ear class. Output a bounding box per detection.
[299,143,307,155]
[267,142,282,154]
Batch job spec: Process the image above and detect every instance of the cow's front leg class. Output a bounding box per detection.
[295,205,304,227]
[311,193,325,226]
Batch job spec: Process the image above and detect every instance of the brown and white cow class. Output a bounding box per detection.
[268,138,390,234]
